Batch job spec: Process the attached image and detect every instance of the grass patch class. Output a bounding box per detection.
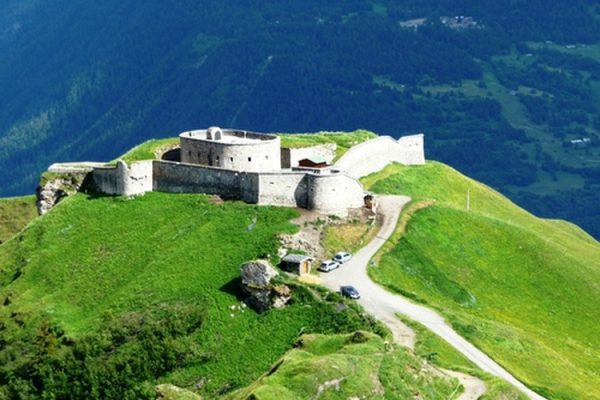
[0,193,384,398]
[227,331,460,400]
[0,196,37,244]
[363,161,600,399]
[322,218,379,259]
[115,137,180,164]
[278,130,377,160]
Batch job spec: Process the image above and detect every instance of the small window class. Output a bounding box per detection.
[248,157,252,162]
[265,155,269,160]
[230,157,233,162]
[197,151,201,157]
[188,151,192,156]
[216,156,220,162]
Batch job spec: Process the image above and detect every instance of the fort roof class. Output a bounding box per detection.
[180,127,278,145]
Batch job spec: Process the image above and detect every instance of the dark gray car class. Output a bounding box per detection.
[340,285,360,299]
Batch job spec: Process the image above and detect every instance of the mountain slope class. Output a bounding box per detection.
[0,148,597,398]
[227,332,460,400]
[1,1,600,237]
[363,162,600,399]
[0,193,386,398]
[0,196,36,243]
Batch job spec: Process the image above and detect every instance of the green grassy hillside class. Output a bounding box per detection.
[0,196,37,244]
[363,162,600,399]
[227,332,459,400]
[0,193,385,399]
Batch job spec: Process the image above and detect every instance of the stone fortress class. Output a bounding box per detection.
[45,127,425,216]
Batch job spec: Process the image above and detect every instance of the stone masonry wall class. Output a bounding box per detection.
[127,161,154,195]
[307,172,365,216]
[280,143,337,168]
[91,161,153,196]
[90,166,122,195]
[152,161,245,199]
[256,172,309,208]
[152,161,308,207]
[150,161,364,215]
[397,134,426,165]
[334,134,425,179]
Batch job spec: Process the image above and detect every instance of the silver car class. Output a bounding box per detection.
[319,260,340,272]
[334,252,352,264]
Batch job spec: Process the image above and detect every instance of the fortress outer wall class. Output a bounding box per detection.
[334,134,425,179]
[307,172,365,215]
[91,160,153,196]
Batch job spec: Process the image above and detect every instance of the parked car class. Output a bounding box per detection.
[318,260,340,272]
[334,252,352,264]
[340,285,360,299]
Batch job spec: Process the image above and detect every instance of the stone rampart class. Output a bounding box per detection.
[307,172,365,215]
[256,172,309,208]
[334,134,424,178]
[150,161,364,216]
[48,162,105,174]
[152,161,244,199]
[280,143,337,168]
[397,134,426,165]
[91,161,153,196]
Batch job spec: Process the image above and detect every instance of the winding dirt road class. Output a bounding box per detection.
[320,195,546,400]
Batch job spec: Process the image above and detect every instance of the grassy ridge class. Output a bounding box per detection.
[363,162,600,399]
[0,193,383,397]
[0,196,37,244]
[228,332,459,400]
[115,137,180,164]
[277,130,378,161]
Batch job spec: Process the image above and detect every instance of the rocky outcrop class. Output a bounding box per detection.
[240,260,291,312]
[156,384,201,400]
[36,172,89,215]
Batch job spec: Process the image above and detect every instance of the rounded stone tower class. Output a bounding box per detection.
[179,127,281,172]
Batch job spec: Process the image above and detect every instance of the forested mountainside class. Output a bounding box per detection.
[1,0,600,237]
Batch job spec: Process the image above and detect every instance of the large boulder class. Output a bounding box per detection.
[240,260,291,312]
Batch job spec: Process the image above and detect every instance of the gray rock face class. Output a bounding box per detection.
[240,260,279,287]
[36,173,87,215]
[240,260,291,312]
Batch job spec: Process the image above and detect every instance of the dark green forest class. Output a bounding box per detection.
[1,0,599,237]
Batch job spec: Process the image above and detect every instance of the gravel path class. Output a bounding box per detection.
[320,195,546,400]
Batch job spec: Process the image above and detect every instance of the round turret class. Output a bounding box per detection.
[179,127,281,172]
